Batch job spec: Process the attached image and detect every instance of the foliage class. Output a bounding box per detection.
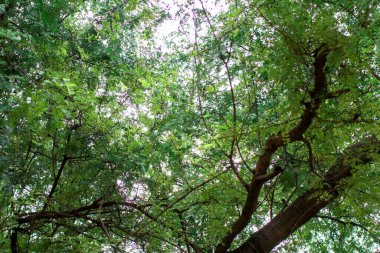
[0,0,379,252]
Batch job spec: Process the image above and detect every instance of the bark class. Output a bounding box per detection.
[230,136,380,253]
[17,201,119,224]
[215,45,330,253]
[10,229,18,253]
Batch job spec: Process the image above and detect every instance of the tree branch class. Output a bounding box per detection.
[215,45,330,253]
[43,131,72,210]
[10,228,19,253]
[229,157,249,191]
[315,215,368,231]
[230,136,380,253]
[18,201,120,224]
[42,155,68,210]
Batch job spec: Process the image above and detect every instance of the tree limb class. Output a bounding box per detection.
[215,44,330,253]
[230,136,380,253]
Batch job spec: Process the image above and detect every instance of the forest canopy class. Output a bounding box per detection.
[1,0,380,252]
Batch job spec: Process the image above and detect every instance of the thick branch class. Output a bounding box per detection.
[18,201,119,224]
[10,229,18,253]
[230,136,380,253]
[215,45,330,253]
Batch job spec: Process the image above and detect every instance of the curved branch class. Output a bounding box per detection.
[230,136,380,253]
[215,45,330,253]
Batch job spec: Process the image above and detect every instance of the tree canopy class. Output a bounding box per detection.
[1,0,380,252]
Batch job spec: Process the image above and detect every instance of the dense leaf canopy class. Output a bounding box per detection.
[1,0,380,252]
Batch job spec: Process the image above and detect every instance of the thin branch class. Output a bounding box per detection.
[326,89,350,99]
[236,140,254,173]
[42,155,68,211]
[131,171,225,236]
[315,215,368,231]
[300,137,323,178]
[229,156,249,191]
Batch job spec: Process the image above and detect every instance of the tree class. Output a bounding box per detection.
[0,0,379,252]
